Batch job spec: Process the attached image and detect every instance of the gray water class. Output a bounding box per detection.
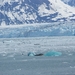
[0,36,75,75]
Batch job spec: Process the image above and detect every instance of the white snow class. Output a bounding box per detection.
[69,16,75,19]
[0,22,50,28]
[62,0,70,3]
[1,21,6,26]
[38,0,75,19]
[0,0,75,25]
[0,0,19,5]
[7,11,15,20]
[38,3,55,17]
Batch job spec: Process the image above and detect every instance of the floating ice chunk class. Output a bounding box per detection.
[28,51,62,56]
[44,51,62,56]
[28,52,35,56]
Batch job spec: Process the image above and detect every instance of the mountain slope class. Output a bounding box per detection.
[62,0,75,6]
[0,0,75,25]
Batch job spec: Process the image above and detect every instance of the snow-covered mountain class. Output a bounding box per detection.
[0,0,75,25]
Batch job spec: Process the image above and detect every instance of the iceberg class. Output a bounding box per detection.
[44,51,62,56]
[28,52,35,56]
[28,51,62,56]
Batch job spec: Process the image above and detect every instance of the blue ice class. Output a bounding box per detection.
[28,51,62,56]
[44,51,62,56]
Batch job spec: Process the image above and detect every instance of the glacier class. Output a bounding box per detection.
[0,22,75,38]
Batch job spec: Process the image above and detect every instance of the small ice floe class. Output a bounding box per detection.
[2,54,7,56]
[63,62,68,64]
[8,54,15,57]
[22,60,28,62]
[44,51,62,56]
[68,53,73,56]
[28,52,36,56]
[13,58,16,60]
[17,68,21,71]
[28,50,62,56]
[70,66,75,68]
[1,52,7,56]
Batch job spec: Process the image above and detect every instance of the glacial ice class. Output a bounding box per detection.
[44,50,62,56]
[28,51,62,56]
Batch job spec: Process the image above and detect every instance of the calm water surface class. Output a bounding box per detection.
[0,36,75,75]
